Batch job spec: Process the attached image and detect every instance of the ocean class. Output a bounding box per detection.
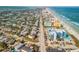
[50,7,79,27]
[0,6,79,27]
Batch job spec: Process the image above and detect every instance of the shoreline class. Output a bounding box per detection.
[48,8,79,38]
[55,13,79,33]
[46,8,79,48]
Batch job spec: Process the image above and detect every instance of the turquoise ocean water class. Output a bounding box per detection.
[50,7,79,27]
[0,6,79,27]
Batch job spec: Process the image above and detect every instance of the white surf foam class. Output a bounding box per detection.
[71,21,79,26]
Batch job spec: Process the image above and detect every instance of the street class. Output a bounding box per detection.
[39,14,46,52]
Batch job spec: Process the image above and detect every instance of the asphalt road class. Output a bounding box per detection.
[39,15,46,52]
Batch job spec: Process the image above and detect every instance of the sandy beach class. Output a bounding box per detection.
[46,8,79,41]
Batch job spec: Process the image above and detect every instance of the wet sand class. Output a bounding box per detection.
[47,8,79,48]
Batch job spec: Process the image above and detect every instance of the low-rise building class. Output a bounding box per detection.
[53,20,62,28]
[44,18,52,27]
